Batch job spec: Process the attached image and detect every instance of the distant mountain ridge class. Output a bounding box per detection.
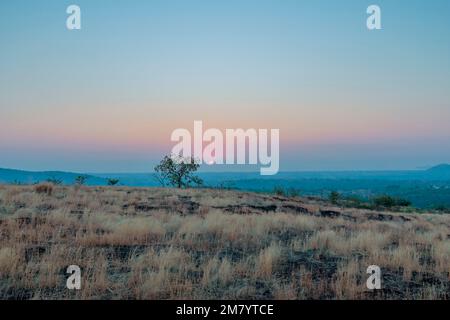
[0,168,106,185]
[2,166,450,186]
[2,166,450,209]
[427,164,450,172]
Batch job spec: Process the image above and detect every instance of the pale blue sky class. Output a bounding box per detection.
[1,0,450,172]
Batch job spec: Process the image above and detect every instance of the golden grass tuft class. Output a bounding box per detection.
[256,243,282,279]
[34,183,54,196]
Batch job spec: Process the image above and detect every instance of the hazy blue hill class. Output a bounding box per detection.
[0,168,107,185]
[427,164,450,173]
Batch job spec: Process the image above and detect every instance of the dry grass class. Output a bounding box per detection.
[0,184,449,300]
[256,243,282,279]
[33,183,53,196]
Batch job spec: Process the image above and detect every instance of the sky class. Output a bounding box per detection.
[1,0,450,172]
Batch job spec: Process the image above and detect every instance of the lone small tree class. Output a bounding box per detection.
[154,154,203,188]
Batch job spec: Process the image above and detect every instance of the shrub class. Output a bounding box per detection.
[273,186,286,196]
[75,175,88,185]
[329,191,340,205]
[373,195,396,208]
[395,198,412,207]
[373,195,411,208]
[107,178,120,186]
[433,205,450,213]
[46,178,63,185]
[34,183,53,196]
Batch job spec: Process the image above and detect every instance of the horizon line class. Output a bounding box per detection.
[1,166,447,175]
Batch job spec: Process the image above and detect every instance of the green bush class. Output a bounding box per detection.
[46,178,63,185]
[75,175,88,185]
[373,195,411,208]
[273,185,286,196]
[395,198,412,207]
[433,205,450,213]
[329,191,340,205]
[107,178,120,186]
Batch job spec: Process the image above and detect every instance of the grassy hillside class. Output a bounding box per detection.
[0,184,449,299]
[3,168,450,209]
